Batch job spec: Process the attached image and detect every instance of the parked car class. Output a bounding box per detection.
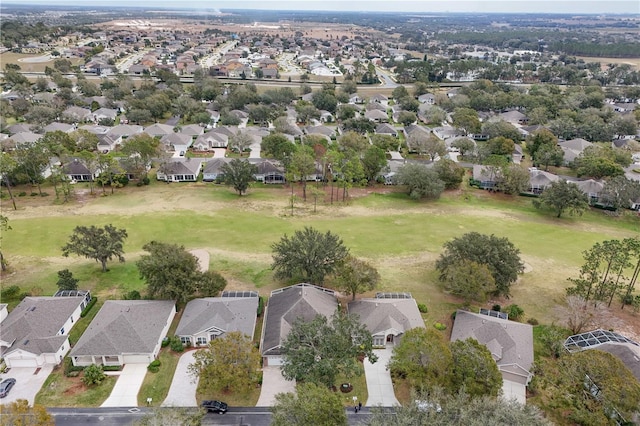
[201,400,228,414]
[0,378,16,398]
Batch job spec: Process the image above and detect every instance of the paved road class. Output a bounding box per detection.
[51,406,378,425]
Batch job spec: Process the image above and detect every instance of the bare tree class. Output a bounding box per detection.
[557,295,613,334]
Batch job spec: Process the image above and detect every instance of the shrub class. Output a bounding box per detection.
[434,322,447,331]
[161,337,170,348]
[82,364,106,386]
[418,303,428,313]
[257,296,265,316]
[102,365,122,371]
[142,176,150,185]
[18,191,27,197]
[147,359,161,373]
[30,192,39,196]
[40,192,49,197]
[124,290,141,300]
[64,357,84,377]
[505,304,524,321]
[1,285,20,299]
[492,304,501,312]
[170,337,184,353]
[527,317,539,326]
[18,292,29,301]
[80,297,98,317]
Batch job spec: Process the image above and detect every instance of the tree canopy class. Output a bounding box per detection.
[271,226,349,284]
[189,331,261,394]
[271,382,347,426]
[61,224,127,272]
[221,159,257,196]
[56,269,78,291]
[450,338,502,397]
[396,163,445,200]
[329,255,380,301]
[281,312,377,388]
[533,179,589,218]
[0,399,54,426]
[137,241,226,305]
[436,232,524,297]
[440,259,496,305]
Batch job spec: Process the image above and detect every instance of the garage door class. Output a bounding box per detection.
[267,356,283,366]
[7,358,38,368]
[124,354,151,364]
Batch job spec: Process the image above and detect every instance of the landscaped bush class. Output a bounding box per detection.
[492,304,501,312]
[64,357,84,377]
[18,191,27,197]
[124,290,141,300]
[505,304,524,321]
[169,336,184,353]
[1,285,20,299]
[257,296,265,316]
[418,303,428,313]
[161,337,170,348]
[80,297,98,317]
[102,365,122,371]
[142,176,150,185]
[147,359,161,373]
[527,317,539,325]
[82,364,106,386]
[434,322,447,331]
[30,192,39,196]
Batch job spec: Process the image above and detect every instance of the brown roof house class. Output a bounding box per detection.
[175,291,259,347]
[69,300,176,367]
[0,292,91,368]
[348,293,425,347]
[260,284,337,367]
[450,309,534,404]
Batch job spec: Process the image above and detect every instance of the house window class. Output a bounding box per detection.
[373,336,385,347]
[196,337,208,346]
[60,327,65,335]
[180,337,191,346]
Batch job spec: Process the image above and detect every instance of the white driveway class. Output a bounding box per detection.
[162,350,198,407]
[256,367,296,406]
[389,151,404,160]
[212,148,226,159]
[101,364,148,407]
[363,348,399,407]
[0,365,53,405]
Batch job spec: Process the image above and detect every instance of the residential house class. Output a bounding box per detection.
[194,133,229,150]
[349,93,365,104]
[472,165,501,190]
[499,110,529,126]
[107,124,144,140]
[202,158,231,182]
[157,158,203,182]
[365,109,389,123]
[348,293,425,347]
[417,93,435,105]
[43,122,75,134]
[97,133,122,153]
[161,132,193,156]
[64,158,94,182]
[0,292,90,368]
[7,124,34,135]
[305,125,337,139]
[70,300,176,367]
[570,179,604,204]
[260,284,338,366]
[369,93,389,106]
[180,124,205,139]
[144,123,175,138]
[563,329,640,382]
[559,138,593,164]
[91,108,118,123]
[62,106,92,123]
[375,123,399,138]
[175,291,259,347]
[253,159,285,184]
[527,169,559,194]
[6,132,42,149]
[0,304,7,323]
[451,309,534,404]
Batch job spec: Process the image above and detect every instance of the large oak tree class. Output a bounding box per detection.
[62,224,127,272]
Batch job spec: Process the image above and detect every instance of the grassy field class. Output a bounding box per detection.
[0,52,84,74]
[2,180,639,329]
[35,368,116,407]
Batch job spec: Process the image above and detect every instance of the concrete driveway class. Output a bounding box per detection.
[0,365,53,405]
[363,348,399,407]
[256,367,296,406]
[101,364,148,407]
[162,350,198,407]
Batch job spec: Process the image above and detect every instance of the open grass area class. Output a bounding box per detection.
[35,366,116,407]
[2,181,639,330]
[335,365,368,408]
[137,348,181,407]
[195,375,262,407]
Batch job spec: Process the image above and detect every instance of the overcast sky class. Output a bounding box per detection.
[3,0,639,14]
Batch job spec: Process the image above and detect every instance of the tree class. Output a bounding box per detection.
[361,146,388,184]
[0,215,10,271]
[451,137,475,156]
[0,153,18,210]
[12,141,49,195]
[0,399,54,426]
[271,382,347,426]
[533,143,564,170]
[76,150,100,194]
[135,407,204,426]
[329,255,380,301]
[261,133,296,164]
[56,269,78,291]
[228,131,254,156]
[120,133,163,180]
[288,145,316,201]
[392,85,409,100]
[526,128,558,161]
[388,328,453,390]
[557,295,611,334]
[433,159,465,190]
[440,259,496,305]
[281,312,376,388]
[482,120,522,142]
[397,110,417,126]
[451,107,481,135]
[600,176,640,210]
[396,163,445,200]
[137,241,226,306]
[450,338,502,397]
[221,159,257,196]
[436,232,524,298]
[271,226,349,284]
[62,225,127,272]
[497,164,530,195]
[533,179,589,218]
[82,364,106,386]
[366,389,551,426]
[574,145,630,179]
[189,331,261,394]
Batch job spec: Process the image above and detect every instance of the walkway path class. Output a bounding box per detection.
[101,364,148,407]
[189,249,210,272]
[389,151,403,160]
[363,347,399,407]
[162,350,199,407]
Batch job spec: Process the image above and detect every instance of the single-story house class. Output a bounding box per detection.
[418,93,435,105]
[451,309,534,405]
[157,158,203,182]
[472,165,501,190]
[375,123,399,138]
[193,133,229,150]
[143,123,175,138]
[260,284,337,366]
[370,93,389,105]
[559,138,593,164]
[176,291,259,347]
[180,124,205,138]
[253,159,285,184]
[161,132,193,156]
[0,292,90,368]
[69,300,176,367]
[527,169,559,194]
[64,158,94,182]
[202,158,231,182]
[43,122,75,134]
[365,109,389,123]
[348,293,425,347]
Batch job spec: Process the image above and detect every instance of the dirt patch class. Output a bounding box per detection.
[63,378,86,397]
[189,249,210,272]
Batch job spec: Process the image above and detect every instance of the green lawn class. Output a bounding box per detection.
[35,367,116,407]
[137,348,181,407]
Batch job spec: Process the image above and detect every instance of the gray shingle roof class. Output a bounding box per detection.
[0,297,85,356]
[596,344,640,382]
[450,310,533,384]
[348,298,425,336]
[261,284,337,356]
[176,297,258,340]
[69,300,175,357]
